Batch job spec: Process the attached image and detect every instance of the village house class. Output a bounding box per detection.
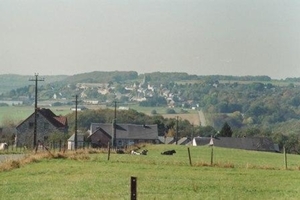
[88,123,158,148]
[16,108,68,147]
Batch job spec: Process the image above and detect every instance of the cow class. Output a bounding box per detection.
[141,149,148,155]
[131,149,148,155]
[161,150,176,155]
[131,150,141,155]
[0,143,8,150]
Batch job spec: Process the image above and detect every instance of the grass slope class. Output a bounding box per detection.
[1,145,300,199]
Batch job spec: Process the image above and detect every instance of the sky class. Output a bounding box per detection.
[0,0,300,79]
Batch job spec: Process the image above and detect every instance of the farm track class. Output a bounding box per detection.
[198,109,207,126]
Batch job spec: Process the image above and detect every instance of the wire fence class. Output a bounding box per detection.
[0,142,95,154]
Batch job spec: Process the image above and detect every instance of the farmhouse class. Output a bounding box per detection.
[88,123,158,148]
[192,136,279,152]
[16,108,68,147]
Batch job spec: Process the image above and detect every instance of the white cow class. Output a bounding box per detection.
[0,143,8,150]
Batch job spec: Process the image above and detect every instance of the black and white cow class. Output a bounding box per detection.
[131,149,148,155]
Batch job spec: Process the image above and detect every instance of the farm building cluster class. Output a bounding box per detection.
[0,108,279,153]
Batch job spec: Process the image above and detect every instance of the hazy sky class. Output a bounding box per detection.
[1,0,300,79]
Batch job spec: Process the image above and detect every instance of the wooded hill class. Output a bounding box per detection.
[1,71,300,135]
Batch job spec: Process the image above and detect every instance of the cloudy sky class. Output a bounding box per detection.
[0,0,300,79]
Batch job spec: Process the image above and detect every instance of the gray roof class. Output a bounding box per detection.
[90,123,158,140]
[158,136,175,144]
[193,137,211,146]
[194,137,277,152]
[175,137,190,145]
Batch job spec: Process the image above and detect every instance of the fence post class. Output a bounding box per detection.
[107,142,111,161]
[187,147,192,166]
[131,176,137,200]
[283,146,287,170]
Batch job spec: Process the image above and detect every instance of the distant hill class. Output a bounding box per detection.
[0,74,68,94]
[58,71,139,84]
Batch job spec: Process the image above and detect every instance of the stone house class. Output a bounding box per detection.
[16,108,68,147]
[88,123,158,148]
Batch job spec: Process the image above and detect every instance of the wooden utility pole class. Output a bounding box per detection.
[29,73,44,149]
[113,100,117,147]
[176,116,179,145]
[74,95,78,150]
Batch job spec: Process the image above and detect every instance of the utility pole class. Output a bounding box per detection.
[176,116,179,145]
[74,95,78,150]
[191,123,194,141]
[29,73,44,149]
[113,100,117,147]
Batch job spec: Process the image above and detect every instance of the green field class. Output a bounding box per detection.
[0,105,199,126]
[1,145,299,199]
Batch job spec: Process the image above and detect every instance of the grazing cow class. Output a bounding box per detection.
[161,150,176,155]
[131,150,141,155]
[141,149,148,155]
[131,149,148,155]
[0,143,8,150]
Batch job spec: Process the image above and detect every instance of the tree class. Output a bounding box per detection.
[219,122,233,137]
[166,108,176,114]
[151,109,157,115]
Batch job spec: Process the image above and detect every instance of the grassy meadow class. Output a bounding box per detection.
[0,105,200,126]
[1,144,300,200]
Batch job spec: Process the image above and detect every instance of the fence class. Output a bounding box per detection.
[0,142,94,154]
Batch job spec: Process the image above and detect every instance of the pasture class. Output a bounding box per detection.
[0,144,300,199]
[0,105,200,126]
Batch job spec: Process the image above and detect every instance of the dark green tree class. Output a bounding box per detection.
[219,122,233,137]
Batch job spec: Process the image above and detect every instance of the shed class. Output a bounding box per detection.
[68,134,85,150]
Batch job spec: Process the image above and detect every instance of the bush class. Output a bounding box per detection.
[151,109,157,115]
[166,108,176,114]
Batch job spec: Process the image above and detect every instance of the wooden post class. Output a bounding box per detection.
[107,142,111,161]
[131,176,137,200]
[187,147,192,166]
[283,146,287,170]
[210,146,214,166]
